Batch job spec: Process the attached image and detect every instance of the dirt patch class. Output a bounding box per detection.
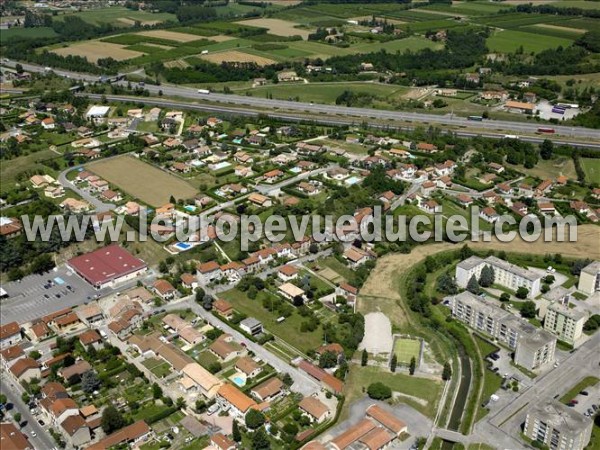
[137,29,202,42]
[87,155,197,207]
[236,18,313,39]
[142,42,175,50]
[209,35,236,42]
[359,312,393,355]
[200,50,276,66]
[52,41,143,63]
[534,23,587,33]
[118,18,136,26]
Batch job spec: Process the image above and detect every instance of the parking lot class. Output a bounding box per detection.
[566,382,600,418]
[0,266,104,325]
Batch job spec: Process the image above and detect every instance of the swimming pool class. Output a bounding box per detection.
[231,375,246,387]
[174,242,192,251]
[345,176,361,185]
[184,205,197,212]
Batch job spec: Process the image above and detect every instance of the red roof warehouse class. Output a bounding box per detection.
[68,244,147,288]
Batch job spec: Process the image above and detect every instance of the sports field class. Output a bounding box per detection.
[86,155,197,207]
[394,337,421,365]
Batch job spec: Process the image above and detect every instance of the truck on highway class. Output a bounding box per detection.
[467,115,483,121]
[537,127,555,134]
[197,89,210,95]
[44,66,53,73]
[504,134,519,139]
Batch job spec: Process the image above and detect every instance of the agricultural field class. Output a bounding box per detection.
[51,41,144,62]
[236,18,314,39]
[52,7,176,26]
[200,50,277,66]
[1,27,57,39]
[86,155,197,207]
[394,337,422,365]
[136,29,205,43]
[486,29,574,54]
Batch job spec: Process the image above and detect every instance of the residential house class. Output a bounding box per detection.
[456,194,474,208]
[248,193,272,208]
[343,246,373,268]
[480,206,499,223]
[421,199,442,214]
[240,318,262,336]
[235,357,262,379]
[197,261,222,285]
[209,336,241,362]
[216,384,257,419]
[299,396,330,423]
[278,265,299,282]
[87,420,152,450]
[58,360,92,383]
[78,330,103,350]
[0,322,22,349]
[251,377,285,402]
[488,162,505,174]
[536,179,553,196]
[336,282,358,304]
[213,299,234,319]
[61,415,91,448]
[153,279,177,300]
[9,358,41,383]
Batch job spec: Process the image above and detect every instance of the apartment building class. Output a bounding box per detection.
[543,300,587,345]
[524,400,592,450]
[456,256,542,298]
[449,291,556,370]
[577,261,600,295]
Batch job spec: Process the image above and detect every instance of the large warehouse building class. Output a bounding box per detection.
[68,244,147,289]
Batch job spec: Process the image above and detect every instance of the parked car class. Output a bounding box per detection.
[38,419,45,426]
[580,391,589,396]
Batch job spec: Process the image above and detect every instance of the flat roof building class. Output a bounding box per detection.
[449,291,556,371]
[456,255,542,298]
[68,244,147,289]
[578,261,600,295]
[544,300,587,345]
[524,400,593,450]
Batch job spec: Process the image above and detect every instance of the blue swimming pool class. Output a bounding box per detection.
[232,375,246,387]
[175,242,191,250]
[184,205,197,212]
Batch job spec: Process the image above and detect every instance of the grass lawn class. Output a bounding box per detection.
[195,350,219,370]
[581,158,600,182]
[53,7,176,26]
[316,256,355,283]
[517,157,578,181]
[393,338,421,365]
[244,81,407,105]
[560,376,599,404]
[133,402,174,422]
[344,364,442,418]
[486,29,573,54]
[141,357,172,378]
[221,288,324,353]
[1,149,59,193]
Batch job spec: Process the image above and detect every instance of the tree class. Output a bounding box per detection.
[479,265,495,288]
[245,409,266,429]
[436,272,458,295]
[81,371,101,393]
[202,295,214,311]
[101,406,126,434]
[13,412,21,424]
[540,139,553,160]
[409,356,416,375]
[282,373,293,386]
[21,392,30,404]
[361,349,368,367]
[28,350,41,360]
[442,362,452,381]
[583,314,600,332]
[367,382,392,400]
[467,275,481,295]
[319,351,338,369]
[195,287,206,304]
[152,382,163,399]
[500,293,511,302]
[251,428,270,449]
[390,354,397,373]
[232,420,242,442]
[516,286,529,299]
[520,300,537,318]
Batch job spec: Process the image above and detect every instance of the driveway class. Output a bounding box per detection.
[58,166,115,213]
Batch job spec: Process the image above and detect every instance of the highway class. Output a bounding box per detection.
[4,61,600,147]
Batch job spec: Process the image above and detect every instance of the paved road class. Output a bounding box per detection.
[57,165,115,213]
[160,297,321,396]
[0,378,57,450]
[5,62,600,147]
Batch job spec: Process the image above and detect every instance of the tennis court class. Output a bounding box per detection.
[394,337,421,365]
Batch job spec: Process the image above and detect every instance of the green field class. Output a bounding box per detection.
[486,29,574,54]
[220,288,323,353]
[344,364,442,418]
[244,81,407,104]
[141,357,172,378]
[393,338,421,365]
[1,27,58,39]
[581,158,600,182]
[52,7,176,26]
